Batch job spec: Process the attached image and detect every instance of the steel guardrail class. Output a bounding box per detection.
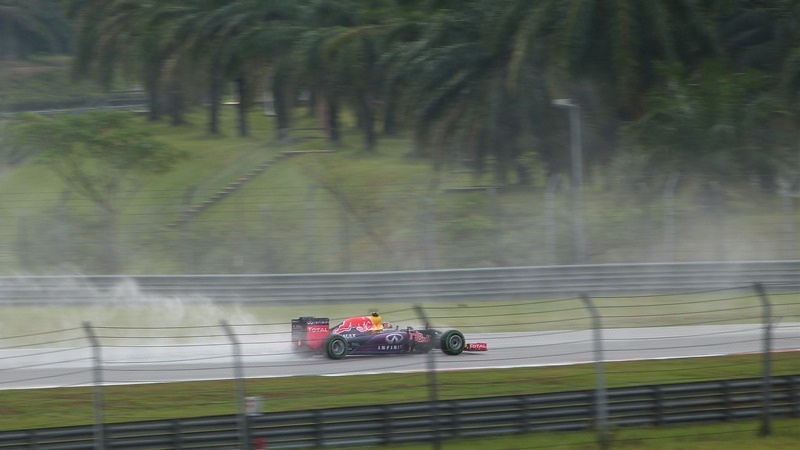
[1,375,797,449]
[1,261,800,305]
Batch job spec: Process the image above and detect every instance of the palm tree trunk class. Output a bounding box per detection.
[169,77,186,126]
[327,99,340,143]
[236,77,248,137]
[208,68,222,134]
[146,89,161,122]
[145,75,161,121]
[358,91,376,152]
[272,68,292,137]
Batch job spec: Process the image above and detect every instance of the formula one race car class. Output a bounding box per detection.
[291,313,488,360]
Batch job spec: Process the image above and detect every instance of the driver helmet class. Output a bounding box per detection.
[370,312,382,326]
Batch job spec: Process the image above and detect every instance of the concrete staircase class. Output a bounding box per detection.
[166,149,333,228]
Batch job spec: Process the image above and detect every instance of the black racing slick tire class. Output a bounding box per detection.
[440,330,465,355]
[325,334,348,360]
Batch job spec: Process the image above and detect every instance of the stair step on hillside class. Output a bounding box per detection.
[282,150,334,156]
[165,152,297,228]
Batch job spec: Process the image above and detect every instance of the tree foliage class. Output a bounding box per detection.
[16,0,800,188]
[11,110,187,213]
[0,0,71,59]
[10,110,187,273]
[623,61,789,186]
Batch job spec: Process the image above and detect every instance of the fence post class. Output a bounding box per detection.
[221,320,250,449]
[545,175,559,265]
[339,202,351,272]
[83,321,106,450]
[304,186,317,272]
[780,188,797,259]
[753,283,773,436]
[414,305,441,450]
[663,172,680,262]
[418,196,434,270]
[488,188,503,263]
[581,294,610,449]
[261,204,275,273]
[180,186,196,273]
[18,215,31,271]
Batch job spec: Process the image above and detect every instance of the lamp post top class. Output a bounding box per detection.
[552,98,578,108]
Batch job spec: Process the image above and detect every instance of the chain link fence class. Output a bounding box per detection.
[1,281,798,448]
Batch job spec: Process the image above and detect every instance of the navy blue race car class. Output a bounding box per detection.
[291,313,487,360]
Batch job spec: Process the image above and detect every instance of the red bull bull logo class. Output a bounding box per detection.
[334,316,377,334]
[410,331,431,343]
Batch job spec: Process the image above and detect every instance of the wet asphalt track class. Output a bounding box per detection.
[3,323,799,390]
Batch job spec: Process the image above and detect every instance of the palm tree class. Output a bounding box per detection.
[63,0,173,120]
[532,0,717,120]
[0,0,70,59]
[623,61,790,188]
[291,0,419,152]
[388,0,557,183]
[158,0,302,135]
[291,26,348,142]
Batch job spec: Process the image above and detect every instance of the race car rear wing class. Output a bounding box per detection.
[292,316,329,351]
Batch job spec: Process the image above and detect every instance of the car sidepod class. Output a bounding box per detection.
[347,331,410,355]
[409,329,436,353]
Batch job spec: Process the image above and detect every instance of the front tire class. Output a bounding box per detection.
[440,330,465,355]
[325,334,348,360]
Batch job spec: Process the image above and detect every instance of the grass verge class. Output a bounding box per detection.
[1,353,798,430]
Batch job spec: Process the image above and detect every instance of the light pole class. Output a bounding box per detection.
[552,98,586,264]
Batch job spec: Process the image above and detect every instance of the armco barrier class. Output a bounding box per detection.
[1,375,797,449]
[2,260,800,305]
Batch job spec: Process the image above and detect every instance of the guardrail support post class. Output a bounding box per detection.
[414,305,442,450]
[581,294,610,449]
[754,283,772,436]
[221,320,250,449]
[83,321,106,450]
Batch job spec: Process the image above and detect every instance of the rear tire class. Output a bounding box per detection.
[325,334,348,360]
[440,330,465,355]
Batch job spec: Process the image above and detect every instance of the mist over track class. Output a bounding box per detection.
[3,261,800,305]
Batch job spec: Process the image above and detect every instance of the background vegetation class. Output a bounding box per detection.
[3,2,800,275]
[5,0,800,187]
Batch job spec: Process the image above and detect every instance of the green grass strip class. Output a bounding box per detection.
[1,353,797,430]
